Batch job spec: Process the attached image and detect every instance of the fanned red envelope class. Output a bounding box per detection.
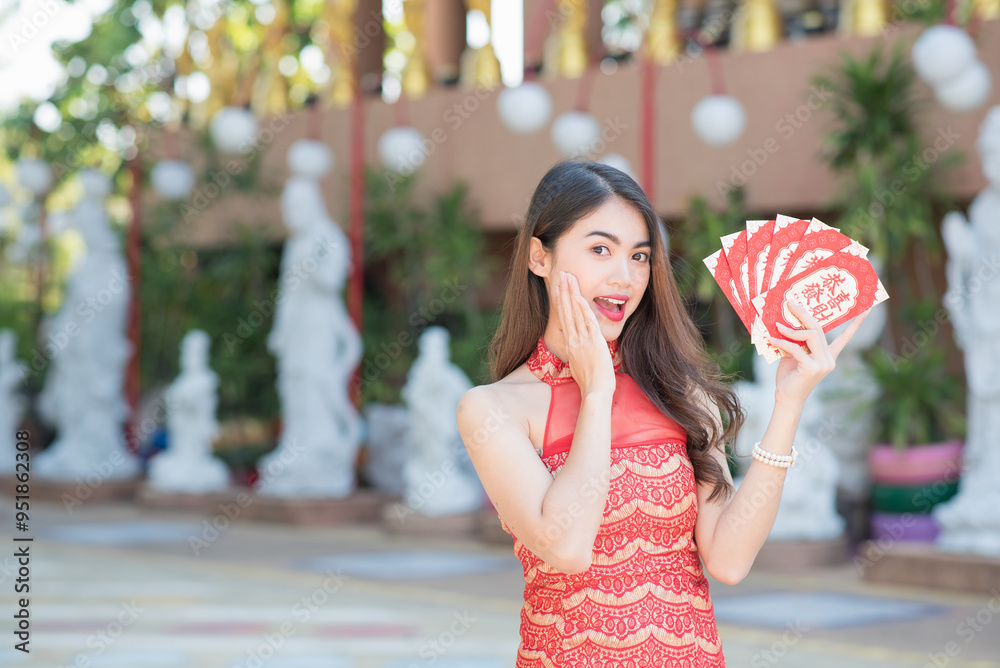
[704,214,889,363]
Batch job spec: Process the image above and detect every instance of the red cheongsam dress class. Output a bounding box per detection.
[498,337,726,667]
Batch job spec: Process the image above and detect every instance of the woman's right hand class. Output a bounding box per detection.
[555,271,617,397]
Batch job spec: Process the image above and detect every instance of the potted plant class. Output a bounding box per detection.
[864,344,966,542]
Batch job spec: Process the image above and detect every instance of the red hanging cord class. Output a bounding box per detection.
[944,0,957,26]
[704,42,726,95]
[393,89,410,126]
[347,60,365,408]
[573,58,601,112]
[125,153,142,453]
[306,97,323,140]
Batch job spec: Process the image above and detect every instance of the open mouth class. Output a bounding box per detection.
[593,296,627,321]
[594,297,624,313]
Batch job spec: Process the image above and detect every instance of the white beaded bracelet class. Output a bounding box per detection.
[752,441,797,469]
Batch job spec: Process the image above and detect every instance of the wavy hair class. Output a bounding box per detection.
[488,160,743,502]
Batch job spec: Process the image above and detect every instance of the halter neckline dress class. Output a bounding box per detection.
[499,336,726,667]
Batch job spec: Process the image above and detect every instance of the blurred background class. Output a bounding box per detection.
[1,0,999,666]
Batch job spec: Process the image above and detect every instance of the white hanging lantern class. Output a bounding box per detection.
[935,60,992,113]
[209,106,259,154]
[78,168,112,199]
[551,111,601,157]
[287,139,333,179]
[600,153,636,180]
[151,160,195,200]
[378,126,427,174]
[911,25,977,86]
[16,158,53,195]
[497,82,553,135]
[691,94,747,147]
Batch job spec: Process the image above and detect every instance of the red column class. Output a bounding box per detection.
[125,154,142,452]
[348,75,366,407]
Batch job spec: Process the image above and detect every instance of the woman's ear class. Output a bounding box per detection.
[527,236,551,278]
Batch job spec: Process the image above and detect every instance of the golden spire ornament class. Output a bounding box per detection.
[837,0,890,37]
[251,0,290,116]
[731,0,783,52]
[970,0,1000,19]
[647,0,681,64]
[402,0,431,98]
[324,0,359,107]
[545,0,588,78]
[200,21,240,127]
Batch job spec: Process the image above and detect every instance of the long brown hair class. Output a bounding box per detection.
[489,159,743,502]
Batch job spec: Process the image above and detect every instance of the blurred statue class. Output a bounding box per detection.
[935,106,1000,556]
[0,330,27,474]
[362,402,411,496]
[148,330,229,493]
[401,327,483,517]
[35,169,139,481]
[256,140,362,498]
[734,353,844,541]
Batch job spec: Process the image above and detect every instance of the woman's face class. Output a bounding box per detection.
[532,198,652,341]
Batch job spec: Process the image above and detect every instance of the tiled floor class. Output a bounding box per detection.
[2,498,999,667]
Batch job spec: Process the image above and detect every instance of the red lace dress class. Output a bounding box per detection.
[499,337,726,667]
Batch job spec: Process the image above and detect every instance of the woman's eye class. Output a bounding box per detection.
[592,245,609,256]
[633,252,649,262]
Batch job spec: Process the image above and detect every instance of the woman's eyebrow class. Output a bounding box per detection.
[585,230,652,248]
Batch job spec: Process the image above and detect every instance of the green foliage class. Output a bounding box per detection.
[359,167,496,404]
[671,187,753,380]
[814,41,966,449]
[813,42,961,266]
[894,0,948,25]
[0,264,36,380]
[140,226,281,421]
[864,343,965,450]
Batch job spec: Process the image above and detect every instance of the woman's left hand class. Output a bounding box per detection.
[767,300,871,411]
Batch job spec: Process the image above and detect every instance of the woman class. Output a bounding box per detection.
[457,160,868,667]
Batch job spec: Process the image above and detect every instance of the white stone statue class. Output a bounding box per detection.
[734,353,845,541]
[810,259,888,503]
[934,106,1000,556]
[148,330,230,493]
[401,327,484,517]
[35,169,139,481]
[255,140,363,498]
[0,330,27,474]
[362,402,411,496]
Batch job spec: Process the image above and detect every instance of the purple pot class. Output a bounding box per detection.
[870,511,940,543]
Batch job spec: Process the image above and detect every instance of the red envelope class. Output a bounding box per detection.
[721,231,753,330]
[703,247,753,334]
[752,245,889,346]
[745,219,775,319]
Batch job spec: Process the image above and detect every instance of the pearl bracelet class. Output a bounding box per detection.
[752,441,797,469]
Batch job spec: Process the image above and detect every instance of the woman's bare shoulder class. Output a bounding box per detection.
[458,364,538,427]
